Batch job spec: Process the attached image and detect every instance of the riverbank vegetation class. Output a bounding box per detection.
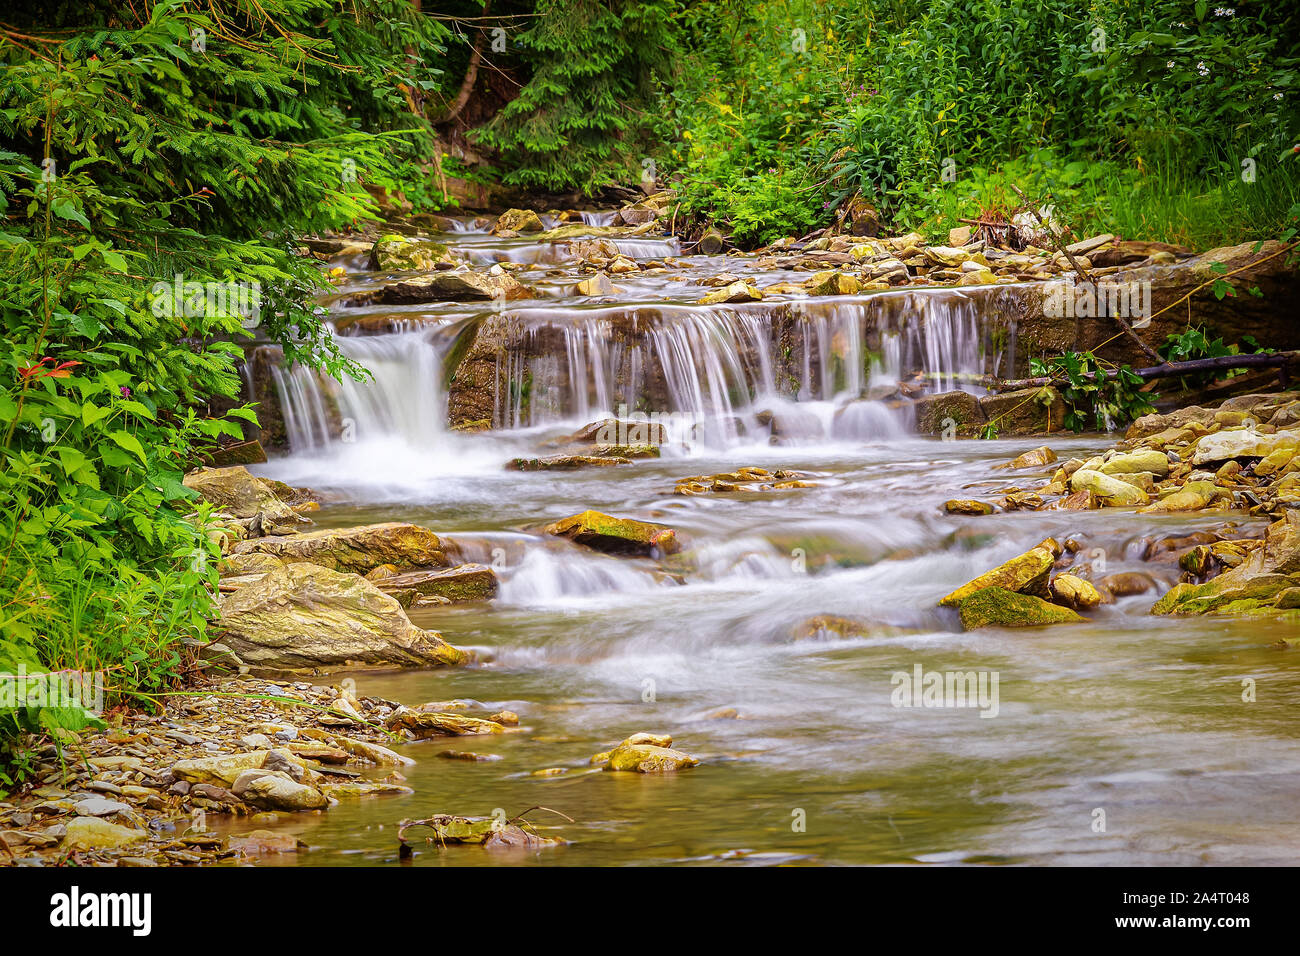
[0,0,449,777]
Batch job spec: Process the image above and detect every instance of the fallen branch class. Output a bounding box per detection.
[988,350,1300,392]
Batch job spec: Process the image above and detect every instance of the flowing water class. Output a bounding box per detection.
[236,215,1300,866]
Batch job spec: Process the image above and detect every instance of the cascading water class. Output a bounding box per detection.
[260,287,995,461]
[273,329,446,453]
[467,291,993,446]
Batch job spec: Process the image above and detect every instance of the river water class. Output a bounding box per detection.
[241,215,1300,866]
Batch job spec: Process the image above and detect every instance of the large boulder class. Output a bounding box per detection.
[978,387,1067,435]
[232,522,449,574]
[1191,428,1297,465]
[545,510,680,556]
[216,563,469,673]
[911,390,985,436]
[183,466,311,534]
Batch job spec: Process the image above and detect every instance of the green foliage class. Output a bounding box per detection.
[659,0,846,243]
[1157,325,1269,389]
[1029,351,1155,432]
[478,0,676,193]
[0,0,451,784]
[659,0,1300,248]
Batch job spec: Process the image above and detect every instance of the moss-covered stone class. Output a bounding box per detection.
[939,546,1055,607]
[1150,573,1296,616]
[912,389,984,436]
[508,454,630,471]
[367,236,453,271]
[545,510,680,556]
[955,587,1085,629]
[977,387,1066,435]
[600,744,700,773]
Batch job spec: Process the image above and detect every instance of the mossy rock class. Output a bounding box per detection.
[601,743,700,773]
[1150,573,1297,616]
[955,587,1085,629]
[368,237,452,271]
[545,510,679,556]
[978,387,1066,435]
[509,455,630,471]
[912,390,985,436]
[939,546,1055,607]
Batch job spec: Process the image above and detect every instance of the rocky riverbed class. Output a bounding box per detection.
[5,382,1299,865]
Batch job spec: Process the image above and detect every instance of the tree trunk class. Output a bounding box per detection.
[434,4,490,126]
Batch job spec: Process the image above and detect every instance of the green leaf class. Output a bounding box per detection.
[107,430,148,464]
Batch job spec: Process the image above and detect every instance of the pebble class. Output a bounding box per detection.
[75,797,133,817]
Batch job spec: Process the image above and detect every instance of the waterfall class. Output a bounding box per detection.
[480,289,992,437]
[271,329,445,453]
[257,285,996,460]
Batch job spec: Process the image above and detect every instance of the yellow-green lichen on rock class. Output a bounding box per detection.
[938,545,1055,607]
[217,563,470,673]
[545,509,680,556]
